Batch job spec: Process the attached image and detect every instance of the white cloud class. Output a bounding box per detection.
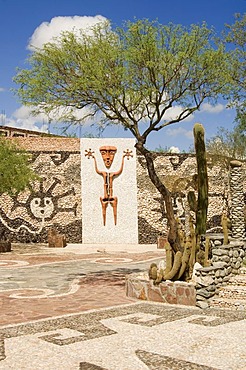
[166,126,193,139]
[199,103,225,114]
[161,105,194,122]
[4,106,49,132]
[28,15,108,50]
[164,106,186,121]
[1,103,99,134]
[0,87,5,92]
[169,146,180,153]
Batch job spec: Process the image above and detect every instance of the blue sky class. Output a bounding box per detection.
[0,0,245,151]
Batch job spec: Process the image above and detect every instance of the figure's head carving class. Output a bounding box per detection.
[99,146,117,168]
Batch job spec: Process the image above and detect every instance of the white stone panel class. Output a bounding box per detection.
[81,138,138,244]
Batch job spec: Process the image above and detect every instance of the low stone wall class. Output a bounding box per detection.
[126,235,245,309]
[126,272,196,306]
[195,263,228,309]
[210,237,245,274]
[195,237,245,308]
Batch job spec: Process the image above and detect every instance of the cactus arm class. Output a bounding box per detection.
[177,218,185,248]
[178,237,192,279]
[189,216,196,275]
[164,241,173,275]
[148,263,158,280]
[204,236,211,267]
[187,191,197,212]
[154,269,165,284]
[164,251,182,280]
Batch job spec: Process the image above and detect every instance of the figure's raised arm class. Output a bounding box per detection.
[113,149,133,176]
[85,149,103,175]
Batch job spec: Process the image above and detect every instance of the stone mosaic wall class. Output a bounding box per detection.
[0,138,245,244]
[0,138,82,243]
[137,153,246,243]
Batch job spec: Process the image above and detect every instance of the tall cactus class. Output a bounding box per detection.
[149,123,210,283]
[193,123,208,237]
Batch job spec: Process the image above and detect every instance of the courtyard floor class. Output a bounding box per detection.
[0,243,245,369]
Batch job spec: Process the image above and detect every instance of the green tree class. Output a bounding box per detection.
[206,125,246,161]
[0,139,37,195]
[14,19,234,257]
[225,13,246,132]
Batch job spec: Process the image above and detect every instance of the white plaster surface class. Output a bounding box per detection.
[81,138,138,244]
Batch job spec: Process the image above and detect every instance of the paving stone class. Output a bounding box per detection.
[0,243,245,369]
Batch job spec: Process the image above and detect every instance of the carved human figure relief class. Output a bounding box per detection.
[85,146,133,226]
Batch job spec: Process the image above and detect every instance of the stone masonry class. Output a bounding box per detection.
[230,160,245,239]
[126,235,246,309]
[126,272,197,306]
[0,137,245,245]
[194,235,245,309]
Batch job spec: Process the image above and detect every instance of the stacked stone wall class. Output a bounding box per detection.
[194,236,245,308]
[229,161,245,239]
[0,138,245,244]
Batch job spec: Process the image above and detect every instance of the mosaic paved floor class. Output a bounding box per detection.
[0,244,245,369]
[0,244,164,325]
[0,302,245,369]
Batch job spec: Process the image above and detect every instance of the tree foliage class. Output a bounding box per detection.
[206,124,246,161]
[224,13,246,131]
[14,19,235,254]
[14,20,234,129]
[0,139,37,195]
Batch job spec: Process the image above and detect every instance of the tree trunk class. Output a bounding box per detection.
[135,142,182,253]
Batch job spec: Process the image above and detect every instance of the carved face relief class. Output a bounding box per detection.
[99,146,117,169]
[30,197,55,219]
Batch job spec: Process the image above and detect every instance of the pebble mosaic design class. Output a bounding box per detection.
[0,303,245,369]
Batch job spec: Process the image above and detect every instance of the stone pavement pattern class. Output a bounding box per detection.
[0,243,163,325]
[0,244,246,369]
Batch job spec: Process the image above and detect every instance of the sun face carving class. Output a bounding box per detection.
[11,177,78,222]
[0,150,81,239]
[30,197,55,219]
